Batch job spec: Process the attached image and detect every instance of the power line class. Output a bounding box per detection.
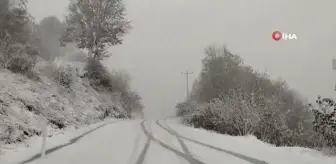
[181,71,193,99]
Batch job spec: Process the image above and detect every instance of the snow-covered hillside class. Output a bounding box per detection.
[0,59,127,154]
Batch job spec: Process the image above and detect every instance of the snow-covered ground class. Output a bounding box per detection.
[2,119,335,164]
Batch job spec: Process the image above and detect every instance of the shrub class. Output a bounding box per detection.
[309,96,336,149]
[84,58,143,116]
[187,95,336,148]
[85,58,133,92]
[6,55,35,73]
[120,91,143,116]
[181,94,312,147]
[84,58,112,90]
[24,70,41,81]
[254,109,290,146]
[4,53,40,81]
[49,119,65,129]
[38,58,75,88]
[52,65,74,88]
[176,101,201,118]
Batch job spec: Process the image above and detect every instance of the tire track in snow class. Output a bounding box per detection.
[133,137,151,164]
[156,120,197,159]
[140,120,206,164]
[162,121,268,164]
[127,130,147,164]
[156,120,201,164]
[19,121,118,164]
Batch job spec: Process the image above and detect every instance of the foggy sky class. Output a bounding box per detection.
[28,0,336,119]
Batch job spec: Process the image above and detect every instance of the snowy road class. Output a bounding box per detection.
[5,119,336,164]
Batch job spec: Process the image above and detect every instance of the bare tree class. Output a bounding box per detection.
[61,0,131,60]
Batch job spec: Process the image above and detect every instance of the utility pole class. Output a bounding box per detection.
[333,59,336,91]
[181,71,193,99]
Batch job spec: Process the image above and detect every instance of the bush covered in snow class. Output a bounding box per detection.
[308,96,336,153]
[84,58,144,116]
[84,57,115,90]
[50,62,74,88]
[5,54,36,74]
[52,66,73,88]
[177,45,334,151]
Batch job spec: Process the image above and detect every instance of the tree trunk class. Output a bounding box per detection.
[93,52,99,60]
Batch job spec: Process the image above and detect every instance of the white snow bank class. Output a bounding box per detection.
[164,119,336,164]
[1,119,120,164]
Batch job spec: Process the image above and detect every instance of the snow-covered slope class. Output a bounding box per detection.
[0,60,127,153]
[3,119,334,164]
